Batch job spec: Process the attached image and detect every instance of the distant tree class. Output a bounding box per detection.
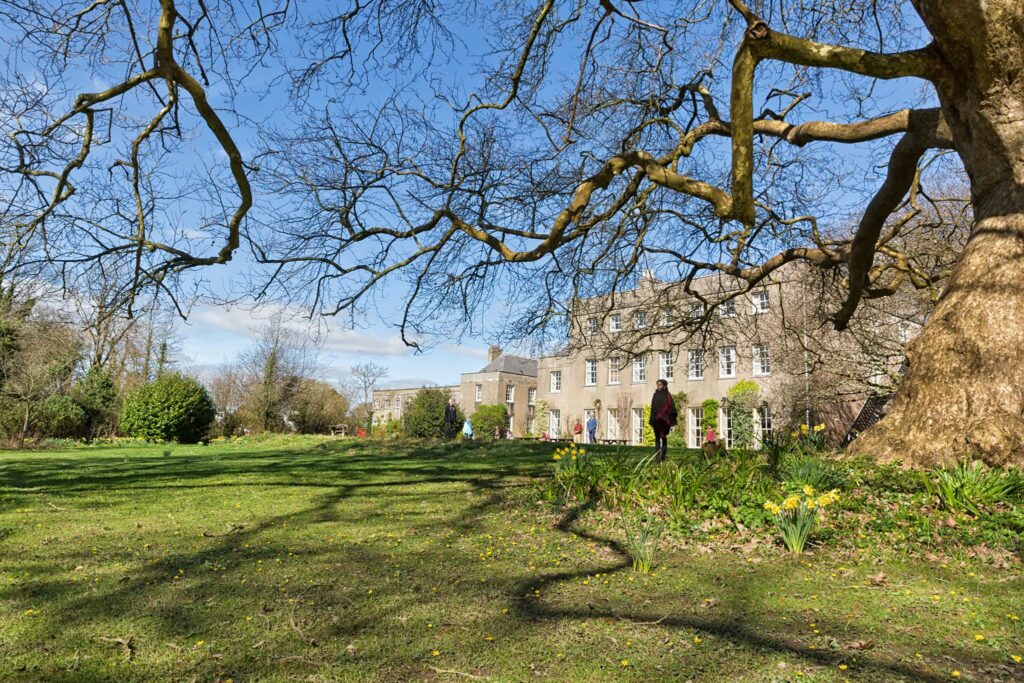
[403,387,461,438]
[0,316,81,447]
[350,362,389,432]
[71,367,119,439]
[237,319,318,432]
[472,404,508,440]
[289,380,350,434]
[120,372,215,443]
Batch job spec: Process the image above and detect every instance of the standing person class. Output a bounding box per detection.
[649,380,678,463]
[572,419,583,443]
[586,414,598,444]
[462,417,474,440]
[443,398,458,438]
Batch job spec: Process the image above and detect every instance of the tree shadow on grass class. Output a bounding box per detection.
[2,441,1019,682]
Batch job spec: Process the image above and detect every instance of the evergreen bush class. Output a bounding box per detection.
[402,387,461,438]
[34,394,88,438]
[120,372,216,443]
[472,403,508,439]
[72,366,119,438]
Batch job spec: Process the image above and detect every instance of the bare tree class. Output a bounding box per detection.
[236,318,319,433]
[349,362,389,432]
[4,0,1024,465]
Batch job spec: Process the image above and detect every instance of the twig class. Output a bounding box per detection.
[202,524,245,537]
[427,666,490,680]
[614,613,670,626]
[47,501,68,511]
[98,635,135,660]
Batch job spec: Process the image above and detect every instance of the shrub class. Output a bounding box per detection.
[641,404,654,445]
[472,404,508,439]
[34,394,88,438]
[533,400,549,436]
[925,460,1024,516]
[71,366,119,438]
[702,398,719,432]
[120,372,216,443]
[288,379,349,434]
[402,387,461,438]
[726,380,760,449]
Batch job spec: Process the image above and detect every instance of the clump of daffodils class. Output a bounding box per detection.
[552,443,585,462]
[764,486,840,553]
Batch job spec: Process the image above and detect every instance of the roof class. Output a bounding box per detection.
[474,354,538,377]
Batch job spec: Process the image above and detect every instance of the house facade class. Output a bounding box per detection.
[372,385,462,426]
[458,346,538,437]
[535,272,785,447]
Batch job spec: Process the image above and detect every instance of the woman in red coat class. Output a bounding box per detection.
[649,379,678,462]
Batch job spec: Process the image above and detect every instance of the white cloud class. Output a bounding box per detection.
[186,304,419,357]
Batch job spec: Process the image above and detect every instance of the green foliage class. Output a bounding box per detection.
[402,387,461,438]
[472,403,508,439]
[924,460,1024,516]
[119,372,216,443]
[622,513,663,573]
[71,367,119,438]
[725,380,760,449]
[533,400,549,437]
[33,394,88,438]
[373,418,405,439]
[780,452,848,492]
[641,404,654,446]
[701,399,719,431]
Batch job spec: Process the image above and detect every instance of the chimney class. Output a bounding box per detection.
[488,345,502,362]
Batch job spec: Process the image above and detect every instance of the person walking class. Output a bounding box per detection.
[649,380,678,463]
[586,414,598,444]
[443,398,458,438]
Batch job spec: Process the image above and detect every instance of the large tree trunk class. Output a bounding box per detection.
[852,0,1024,467]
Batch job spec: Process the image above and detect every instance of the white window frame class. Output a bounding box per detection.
[753,290,770,314]
[587,317,599,336]
[609,314,621,332]
[528,387,536,405]
[722,407,734,447]
[526,416,536,434]
[689,303,704,322]
[689,408,704,448]
[688,349,704,380]
[659,308,674,327]
[475,384,482,402]
[607,408,620,439]
[633,310,647,329]
[608,357,621,385]
[550,370,562,393]
[632,355,647,383]
[505,384,515,403]
[550,409,561,437]
[718,299,737,318]
[757,404,772,441]
[585,359,598,386]
[753,344,771,377]
[719,346,736,378]
[659,351,674,382]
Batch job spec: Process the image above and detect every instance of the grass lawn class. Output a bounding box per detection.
[0,436,1021,682]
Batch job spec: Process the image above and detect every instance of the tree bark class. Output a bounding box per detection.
[852,0,1024,467]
